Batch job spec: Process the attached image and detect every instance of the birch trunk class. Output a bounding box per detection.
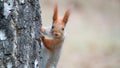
[0,0,44,68]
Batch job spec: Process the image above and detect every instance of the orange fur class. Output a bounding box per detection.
[53,4,58,22]
[41,4,70,68]
[62,9,70,24]
[42,35,63,53]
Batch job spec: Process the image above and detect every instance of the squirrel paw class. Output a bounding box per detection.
[41,26,46,34]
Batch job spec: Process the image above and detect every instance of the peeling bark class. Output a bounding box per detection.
[0,0,43,68]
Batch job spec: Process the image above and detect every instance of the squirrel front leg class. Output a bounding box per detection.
[41,26,55,52]
[41,34,55,52]
[41,26,52,51]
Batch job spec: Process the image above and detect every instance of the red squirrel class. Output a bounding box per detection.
[41,4,70,68]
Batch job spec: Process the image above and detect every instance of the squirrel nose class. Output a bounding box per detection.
[55,33,59,37]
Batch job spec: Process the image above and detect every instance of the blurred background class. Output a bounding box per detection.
[40,0,120,68]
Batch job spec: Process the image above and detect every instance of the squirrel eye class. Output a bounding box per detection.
[52,26,54,29]
[62,28,64,31]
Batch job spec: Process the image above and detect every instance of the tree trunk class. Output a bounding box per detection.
[0,0,43,68]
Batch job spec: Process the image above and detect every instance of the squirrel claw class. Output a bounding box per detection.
[41,26,46,34]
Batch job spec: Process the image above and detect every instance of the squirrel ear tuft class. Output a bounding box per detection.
[62,9,70,25]
[53,4,58,22]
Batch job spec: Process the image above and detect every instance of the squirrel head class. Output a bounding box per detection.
[51,5,70,39]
